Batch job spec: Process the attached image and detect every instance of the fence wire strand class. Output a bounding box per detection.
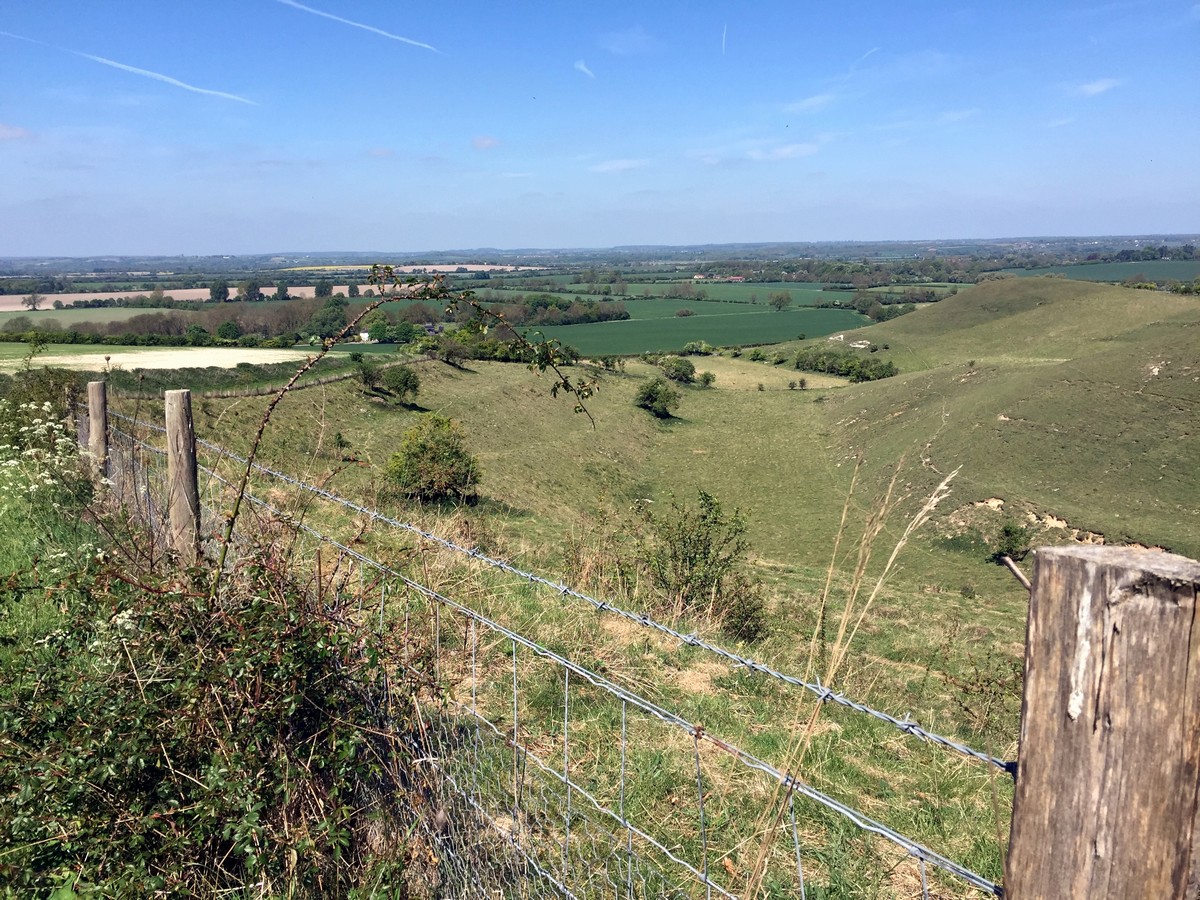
[181,428,1014,777]
[100,418,1006,898]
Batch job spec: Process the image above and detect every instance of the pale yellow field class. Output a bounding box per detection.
[0,286,379,312]
[0,347,311,372]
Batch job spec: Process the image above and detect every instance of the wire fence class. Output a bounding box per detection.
[91,408,1007,899]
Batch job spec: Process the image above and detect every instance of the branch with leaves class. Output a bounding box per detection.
[368,265,600,428]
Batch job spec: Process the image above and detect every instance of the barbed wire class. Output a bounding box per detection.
[184,450,1002,897]
[100,409,1014,774]
[168,427,1015,777]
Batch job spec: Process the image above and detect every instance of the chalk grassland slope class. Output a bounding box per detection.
[820,279,1200,556]
[95,276,1195,894]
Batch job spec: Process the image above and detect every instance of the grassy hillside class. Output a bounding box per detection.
[100,276,1200,894]
[810,279,1200,557]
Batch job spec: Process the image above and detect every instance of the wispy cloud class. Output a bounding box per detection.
[598,25,655,55]
[785,93,834,114]
[574,59,596,79]
[1191,3,1200,21]
[938,107,980,123]
[1047,116,1075,128]
[471,135,501,151]
[747,142,819,161]
[274,0,437,52]
[367,147,395,158]
[1,30,256,104]
[1076,77,1120,96]
[0,123,31,141]
[589,158,648,173]
[849,47,880,73]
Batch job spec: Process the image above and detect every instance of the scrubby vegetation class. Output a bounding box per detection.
[0,374,423,896]
[385,414,481,503]
[634,376,681,418]
[792,345,899,382]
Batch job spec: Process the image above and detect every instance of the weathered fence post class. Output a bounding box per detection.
[164,389,200,564]
[86,380,107,475]
[1006,545,1200,899]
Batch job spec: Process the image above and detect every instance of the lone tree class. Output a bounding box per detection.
[273,281,289,301]
[209,279,230,302]
[382,365,420,404]
[239,279,263,302]
[385,414,481,503]
[314,279,334,299]
[20,291,43,311]
[635,376,681,418]
[768,291,793,312]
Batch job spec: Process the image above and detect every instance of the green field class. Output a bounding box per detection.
[1003,259,1200,281]
[0,342,148,361]
[524,305,867,354]
[624,280,828,304]
[0,307,193,328]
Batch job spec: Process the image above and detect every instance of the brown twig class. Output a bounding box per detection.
[209,291,436,599]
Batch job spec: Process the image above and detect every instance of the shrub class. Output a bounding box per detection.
[382,364,420,403]
[697,371,716,388]
[385,414,481,503]
[635,490,766,640]
[0,544,414,895]
[356,359,382,392]
[436,338,472,367]
[659,355,696,383]
[634,377,681,418]
[675,308,695,317]
[989,520,1035,563]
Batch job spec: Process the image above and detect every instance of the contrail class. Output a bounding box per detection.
[78,52,256,103]
[0,30,255,104]
[722,24,727,56]
[274,0,438,52]
[574,59,595,79]
[849,46,880,72]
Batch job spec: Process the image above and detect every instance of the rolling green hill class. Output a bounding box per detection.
[96,275,1198,894]
[814,279,1200,556]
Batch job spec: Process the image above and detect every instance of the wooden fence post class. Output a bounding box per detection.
[164,389,200,564]
[1005,545,1200,899]
[86,380,107,475]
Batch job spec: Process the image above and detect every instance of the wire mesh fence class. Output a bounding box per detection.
[86,408,1006,899]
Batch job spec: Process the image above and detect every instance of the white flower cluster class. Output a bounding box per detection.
[0,400,89,515]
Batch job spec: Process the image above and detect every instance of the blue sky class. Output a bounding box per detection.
[1,1,1197,255]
